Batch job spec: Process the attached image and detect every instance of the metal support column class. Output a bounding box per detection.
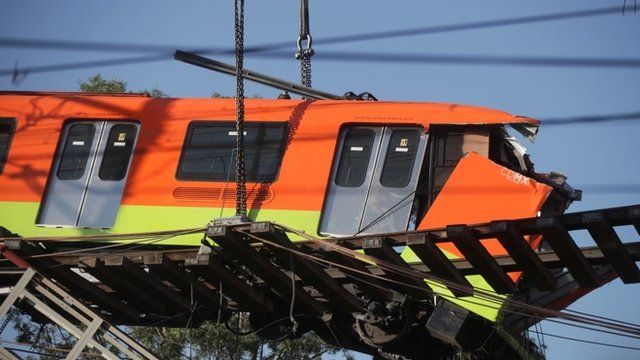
[0,268,159,360]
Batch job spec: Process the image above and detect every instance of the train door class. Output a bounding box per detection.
[319,126,427,236]
[37,120,139,228]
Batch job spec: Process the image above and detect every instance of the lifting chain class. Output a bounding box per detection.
[295,0,314,89]
[234,0,247,217]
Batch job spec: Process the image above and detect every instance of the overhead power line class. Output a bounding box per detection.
[2,50,640,79]
[542,112,640,126]
[0,6,630,78]
[528,329,640,351]
[277,51,640,68]
[0,6,621,54]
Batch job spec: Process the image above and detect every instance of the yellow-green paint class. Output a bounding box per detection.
[401,246,506,322]
[1,200,508,322]
[0,201,321,245]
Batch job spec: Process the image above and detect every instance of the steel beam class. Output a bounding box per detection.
[185,253,275,313]
[582,212,640,283]
[491,221,556,291]
[104,256,192,314]
[406,233,473,297]
[535,217,599,287]
[208,225,327,317]
[362,236,432,299]
[0,267,159,360]
[145,253,225,311]
[5,240,140,322]
[248,223,363,313]
[446,225,516,294]
[80,257,166,314]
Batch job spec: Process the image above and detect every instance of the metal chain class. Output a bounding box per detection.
[234,0,247,217]
[295,0,313,89]
[300,55,311,88]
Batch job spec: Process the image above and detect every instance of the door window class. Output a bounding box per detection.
[57,123,96,180]
[0,118,16,175]
[99,124,137,181]
[334,128,375,187]
[38,120,139,228]
[380,129,420,188]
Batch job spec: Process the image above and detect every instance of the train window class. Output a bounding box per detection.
[0,118,16,175]
[99,124,138,181]
[177,122,288,182]
[56,123,96,180]
[380,129,420,188]
[334,128,375,187]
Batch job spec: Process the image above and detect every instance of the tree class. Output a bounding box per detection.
[79,73,168,97]
[79,74,127,93]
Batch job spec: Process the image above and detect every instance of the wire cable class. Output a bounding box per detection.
[237,225,640,348]
[528,329,640,351]
[256,225,640,337]
[0,6,621,54]
[0,6,627,77]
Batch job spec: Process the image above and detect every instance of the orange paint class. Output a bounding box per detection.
[418,152,552,279]
[0,92,539,215]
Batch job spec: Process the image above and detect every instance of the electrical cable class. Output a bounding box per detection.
[4,49,640,80]
[0,6,627,77]
[0,227,204,265]
[239,226,640,334]
[0,6,621,54]
[0,227,205,243]
[0,229,204,277]
[249,225,640,337]
[3,219,637,341]
[235,225,640,354]
[4,221,640,355]
[528,329,640,351]
[2,212,639,346]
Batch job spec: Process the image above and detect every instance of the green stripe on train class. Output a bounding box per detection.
[1,200,505,321]
[0,201,321,245]
[401,247,506,322]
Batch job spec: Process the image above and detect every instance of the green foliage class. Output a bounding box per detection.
[79,74,127,93]
[211,92,262,99]
[211,91,230,98]
[7,308,116,359]
[140,88,170,98]
[78,74,168,97]
[129,315,355,360]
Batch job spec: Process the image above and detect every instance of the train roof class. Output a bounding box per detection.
[0,90,540,139]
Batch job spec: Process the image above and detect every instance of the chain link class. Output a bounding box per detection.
[234,0,247,217]
[301,53,312,88]
[296,0,313,89]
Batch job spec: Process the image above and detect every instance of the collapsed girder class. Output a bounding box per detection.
[0,204,638,359]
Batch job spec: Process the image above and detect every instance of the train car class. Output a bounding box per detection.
[0,91,579,323]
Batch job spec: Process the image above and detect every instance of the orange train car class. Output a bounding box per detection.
[0,91,579,321]
[0,91,575,240]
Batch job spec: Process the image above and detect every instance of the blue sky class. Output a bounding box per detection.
[1,1,639,359]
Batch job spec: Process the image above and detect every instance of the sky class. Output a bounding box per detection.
[1,0,639,359]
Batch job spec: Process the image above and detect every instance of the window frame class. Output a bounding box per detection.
[98,124,138,181]
[175,120,289,183]
[379,129,421,188]
[56,123,97,181]
[0,118,16,175]
[333,127,376,188]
